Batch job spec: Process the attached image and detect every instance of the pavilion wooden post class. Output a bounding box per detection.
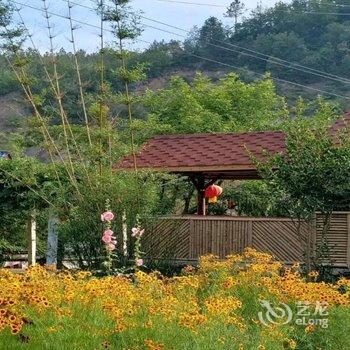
[190,175,206,216]
[190,176,219,216]
[197,177,206,216]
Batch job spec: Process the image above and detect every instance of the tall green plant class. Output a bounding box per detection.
[104,0,146,170]
[258,112,350,271]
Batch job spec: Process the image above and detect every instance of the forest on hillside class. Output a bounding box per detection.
[1,0,350,127]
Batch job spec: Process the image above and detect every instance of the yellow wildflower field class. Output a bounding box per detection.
[0,249,349,350]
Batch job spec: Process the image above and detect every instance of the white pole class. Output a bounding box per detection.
[27,214,36,267]
[122,211,128,260]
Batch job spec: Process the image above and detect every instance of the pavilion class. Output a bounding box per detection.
[116,130,286,215]
[115,115,349,265]
[116,112,350,215]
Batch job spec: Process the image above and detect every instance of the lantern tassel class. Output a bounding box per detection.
[208,196,217,204]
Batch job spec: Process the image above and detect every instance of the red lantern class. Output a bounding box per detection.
[205,184,223,203]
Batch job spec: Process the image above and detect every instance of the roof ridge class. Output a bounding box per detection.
[152,130,285,140]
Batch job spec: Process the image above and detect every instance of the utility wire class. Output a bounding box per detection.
[135,37,350,100]
[12,0,105,33]
[152,0,350,16]
[48,0,350,84]
[141,16,350,84]
[144,23,350,86]
[11,0,350,100]
[151,0,227,7]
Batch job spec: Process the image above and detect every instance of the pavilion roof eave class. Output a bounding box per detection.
[116,164,262,180]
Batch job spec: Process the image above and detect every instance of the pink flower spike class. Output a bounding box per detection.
[103,229,114,237]
[107,243,116,251]
[136,259,144,267]
[102,234,112,244]
[131,227,139,237]
[101,211,115,222]
[131,227,144,238]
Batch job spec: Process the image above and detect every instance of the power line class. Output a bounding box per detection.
[141,16,350,85]
[137,35,350,99]
[151,0,350,16]
[52,0,350,84]
[10,0,350,100]
[135,35,350,100]
[138,25,350,99]
[178,53,350,100]
[153,0,227,7]
[12,0,109,33]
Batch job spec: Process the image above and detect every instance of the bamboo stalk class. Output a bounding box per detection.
[67,0,92,147]
[11,60,82,197]
[99,0,105,176]
[42,0,93,189]
[15,8,86,184]
[42,0,77,182]
[3,32,82,198]
[4,18,81,199]
[115,3,138,172]
[1,167,55,207]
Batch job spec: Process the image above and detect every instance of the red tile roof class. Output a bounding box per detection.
[117,130,286,172]
[116,113,348,176]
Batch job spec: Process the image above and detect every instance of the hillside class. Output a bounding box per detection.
[0,93,29,148]
[1,0,350,135]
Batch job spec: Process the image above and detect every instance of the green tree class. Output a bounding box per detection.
[257,114,350,271]
[225,0,245,31]
[134,72,287,139]
[196,17,228,64]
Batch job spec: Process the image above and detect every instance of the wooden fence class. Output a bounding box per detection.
[316,212,350,267]
[142,212,350,267]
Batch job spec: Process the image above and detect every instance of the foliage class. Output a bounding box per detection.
[0,157,70,261]
[0,0,158,269]
[219,181,286,217]
[133,72,287,139]
[0,0,349,274]
[225,0,245,30]
[208,102,346,219]
[59,170,159,269]
[2,0,350,124]
[254,110,350,272]
[258,123,350,220]
[0,249,350,349]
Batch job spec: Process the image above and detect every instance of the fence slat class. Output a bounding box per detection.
[143,213,350,267]
[347,213,350,268]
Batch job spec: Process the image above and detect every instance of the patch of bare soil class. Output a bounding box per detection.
[0,92,29,133]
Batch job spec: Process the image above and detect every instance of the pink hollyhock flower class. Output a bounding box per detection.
[102,234,112,244]
[131,227,138,237]
[104,229,114,237]
[136,258,144,267]
[131,227,145,238]
[101,211,115,222]
[107,243,116,251]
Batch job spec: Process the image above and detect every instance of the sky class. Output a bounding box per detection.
[15,0,283,53]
